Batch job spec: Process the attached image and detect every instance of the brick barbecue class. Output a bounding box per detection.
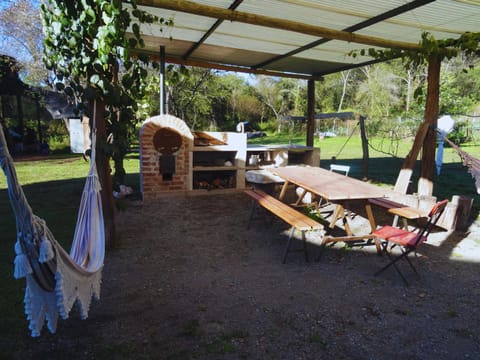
[140,115,193,200]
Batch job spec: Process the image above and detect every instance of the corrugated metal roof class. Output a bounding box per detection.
[134,0,480,78]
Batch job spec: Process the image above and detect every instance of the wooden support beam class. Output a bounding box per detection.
[394,54,441,196]
[137,0,422,51]
[132,50,314,80]
[394,121,430,194]
[418,55,441,196]
[93,99,116,248]
[182,0,244,60]
[254,0,435,69]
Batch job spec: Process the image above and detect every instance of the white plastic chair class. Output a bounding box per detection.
[329,164,350,176]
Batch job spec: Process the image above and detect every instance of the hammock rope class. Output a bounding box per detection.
[442,134,480,194]
[0,100,105,336]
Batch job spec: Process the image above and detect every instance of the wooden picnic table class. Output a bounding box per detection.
[267,166,396,253]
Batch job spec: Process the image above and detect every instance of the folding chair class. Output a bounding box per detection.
[372,199,448,285]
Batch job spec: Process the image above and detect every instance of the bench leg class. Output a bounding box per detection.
[247,199,258,230]
[315,235,328,262]
[282,227,296,264]
[302,230,309,262]
[282,228,310,264]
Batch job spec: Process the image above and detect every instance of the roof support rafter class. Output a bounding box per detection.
[136,0,423,51]
[182,0,244,60]
[254,0,436,70]
[132,49,314,80]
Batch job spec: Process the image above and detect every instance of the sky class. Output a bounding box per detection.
[0,0,41,61]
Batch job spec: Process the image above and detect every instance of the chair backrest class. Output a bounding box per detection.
[414,199,449,245]
[329,164,350,176]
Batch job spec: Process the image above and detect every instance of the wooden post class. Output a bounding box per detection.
[418,55,441,196]
[394,121,429,193]
[358,114,369,180]
[452,195,473,231]
[306,78,315,147]
[93,99,116,248]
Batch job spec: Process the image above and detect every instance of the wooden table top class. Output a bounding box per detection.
[268,166,394,201]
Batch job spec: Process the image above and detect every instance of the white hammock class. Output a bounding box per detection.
[0,110,105,336]
[442,135,480,194]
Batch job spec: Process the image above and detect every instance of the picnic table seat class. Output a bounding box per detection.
[245,189,323,263]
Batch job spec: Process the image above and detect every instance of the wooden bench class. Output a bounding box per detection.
[368,198,427,229]
[245,189,323,263]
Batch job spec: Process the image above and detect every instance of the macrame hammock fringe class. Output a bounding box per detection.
[0,102,105,337]
[442,135,480,194]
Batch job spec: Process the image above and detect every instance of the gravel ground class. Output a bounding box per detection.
[11,192,480,359]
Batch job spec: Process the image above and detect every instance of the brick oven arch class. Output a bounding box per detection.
[141,114,193,142]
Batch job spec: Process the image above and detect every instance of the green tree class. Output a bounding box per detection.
[165,65,215,130]
[255,76,303,134]
[208,73,257,130]
[439,56,480,115]
[41,0,171,246]
[355,64,401,119]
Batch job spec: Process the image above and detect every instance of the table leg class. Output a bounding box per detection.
[329,203,353,236]
[295,188,308,206]
[278,180,289,201]
[342,204,352,236]
[365,203,381,254]
[365,203,376,231]
[329,203,343,229]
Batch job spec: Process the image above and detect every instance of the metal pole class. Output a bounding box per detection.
[306,79,315,147]
[160,46,166,115]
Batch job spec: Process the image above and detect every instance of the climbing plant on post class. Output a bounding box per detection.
[353,31,480,196]
[41,0,171,247]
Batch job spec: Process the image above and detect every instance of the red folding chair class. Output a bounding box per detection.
[372,199,449,285]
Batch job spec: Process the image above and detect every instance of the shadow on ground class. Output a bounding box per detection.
[3,192,479,360]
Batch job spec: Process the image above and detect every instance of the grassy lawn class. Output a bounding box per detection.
[0,135,479,348]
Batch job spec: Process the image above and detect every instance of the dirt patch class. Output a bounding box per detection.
[11,192,480,359]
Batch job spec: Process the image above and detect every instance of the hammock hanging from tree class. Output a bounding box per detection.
[0,105,105,337]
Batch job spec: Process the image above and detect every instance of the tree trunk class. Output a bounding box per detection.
[338,70,350,112]
[359,115,369,180]
[93,99,116,248]
[418,55,441,196]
